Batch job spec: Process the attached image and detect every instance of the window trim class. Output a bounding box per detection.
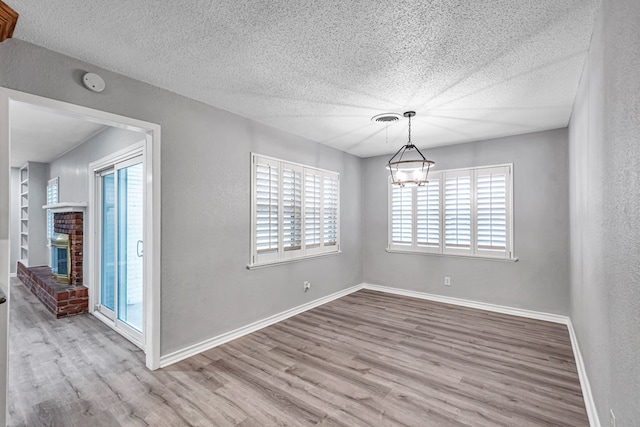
[250,153,340,268]
[388,163,516,261]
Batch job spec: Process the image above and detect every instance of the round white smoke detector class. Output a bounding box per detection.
[82,72,105,93]
[371,112,402,123]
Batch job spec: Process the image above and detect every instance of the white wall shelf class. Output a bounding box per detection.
[17,162,49,267]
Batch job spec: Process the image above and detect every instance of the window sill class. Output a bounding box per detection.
[247,250,342,270]
[385,248,518,262]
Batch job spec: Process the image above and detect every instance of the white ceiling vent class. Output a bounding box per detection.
[371,113,402,123]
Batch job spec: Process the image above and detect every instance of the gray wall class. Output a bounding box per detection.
[48,126,145,203]
[0,40,363,355]
[363,129,570,315]
[9,168,18,275]
[569,0,640,424]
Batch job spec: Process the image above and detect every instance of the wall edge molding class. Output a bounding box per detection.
[159,283,365,368]
[362,283,569,324]
[567,319,601,427]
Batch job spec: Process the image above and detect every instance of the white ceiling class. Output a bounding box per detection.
[12,0,598,158]
[10,101,107,167]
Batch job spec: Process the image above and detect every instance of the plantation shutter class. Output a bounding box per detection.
[46,178,59,241]
[390,185,413,248]
[476,166,510,258]
[254,158,279,263]
[282,164,302,257]
[323,172,339,248]
[444,172,472,254]
[251,154,340,266]
[305,171,322,252]
[416,179,440,250]
[388,164,513,259]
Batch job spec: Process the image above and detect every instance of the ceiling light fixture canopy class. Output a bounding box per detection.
[386,111,435,187]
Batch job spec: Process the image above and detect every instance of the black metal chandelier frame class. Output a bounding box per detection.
[386,111,435,187]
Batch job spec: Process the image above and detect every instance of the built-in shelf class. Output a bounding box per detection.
[19,163,29,263]
[18,162,49,267]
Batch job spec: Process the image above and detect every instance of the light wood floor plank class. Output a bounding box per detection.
[9,279,588,426]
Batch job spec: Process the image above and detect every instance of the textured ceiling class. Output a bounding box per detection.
[10,101,106,167]
[12,0,598,158]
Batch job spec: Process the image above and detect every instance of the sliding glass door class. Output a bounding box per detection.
[97,155,144,345]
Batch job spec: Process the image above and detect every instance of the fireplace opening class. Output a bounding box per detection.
[51,232,70,284]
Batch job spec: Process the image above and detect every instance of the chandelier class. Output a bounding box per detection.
[386,111,435,187]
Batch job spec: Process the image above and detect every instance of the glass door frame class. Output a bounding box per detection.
[91,145,146,349]
[96,167,116,321]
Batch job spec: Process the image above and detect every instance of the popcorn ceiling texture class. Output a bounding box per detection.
[13,0,598,157]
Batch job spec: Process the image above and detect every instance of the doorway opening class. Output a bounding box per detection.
[0,88,161,372]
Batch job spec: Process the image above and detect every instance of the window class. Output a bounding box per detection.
[46,177,59,267]
[251,154,340,266]
[388,164,513,259]
[47,177,59,241]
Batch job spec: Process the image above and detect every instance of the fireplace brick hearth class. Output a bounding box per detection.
[16,210,88,318]
[17,263,88,318]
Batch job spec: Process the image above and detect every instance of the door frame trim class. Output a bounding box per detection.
[0,87,161,370]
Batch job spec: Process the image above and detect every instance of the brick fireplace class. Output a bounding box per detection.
[17,208,89,318]
[53,212,84,286]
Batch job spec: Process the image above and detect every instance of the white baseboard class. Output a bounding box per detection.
[567,319,601,427]
[362,283,600,427]
[159,283,364,368]
[362,283,569,324]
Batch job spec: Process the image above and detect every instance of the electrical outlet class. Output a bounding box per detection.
[444,277,451,286]
[304,281,311,292]
[610,409,616,427]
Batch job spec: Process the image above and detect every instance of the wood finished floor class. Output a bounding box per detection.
[9,278,589,426]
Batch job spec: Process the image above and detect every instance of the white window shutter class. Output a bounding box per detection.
[390,185,413,248]
[323,172,339,248]
[444,172,472,254]
[282,164,303,258]
[476,166,510,258]
[387,163,514,260]
[46,178,59,241]
[251,153,341,266]
[304,170,322,253]
[416,179,440,251]
[254,159,279,262]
